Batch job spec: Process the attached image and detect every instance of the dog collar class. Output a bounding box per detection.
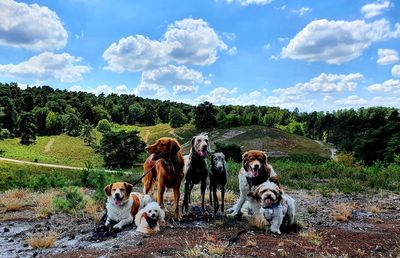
[263,203,282,209]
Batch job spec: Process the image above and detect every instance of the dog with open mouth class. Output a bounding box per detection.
[251,178,295,234]
[104,182,152,229]
[135,202,165,234]
[182,133,211,213]
[228,150,277,217]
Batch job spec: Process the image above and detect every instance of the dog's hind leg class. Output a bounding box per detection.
[173,184,181,221]
[200,179,207,211]
[182,180,190,213]
[212,183,219,214]
[221,186,225,213]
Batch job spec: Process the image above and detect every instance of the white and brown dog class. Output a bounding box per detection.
[104,182,152,229]
[228,150,277,217]
[251,178,295,234]
[135,202,165,234]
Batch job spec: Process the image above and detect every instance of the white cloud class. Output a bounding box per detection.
[334,95,368,106]
[323,95,332,102]
[264,43,271,49]
[273,73,363,96]
[270,55,278,61]
[103,18,227,72]
[133,83,170,100]
[141,64,203,87]
[292,7,312,16]
[225,0,273,6]
[69,85,83,92]
[173,85,198,95]
[0,0,67,51]
[392,64,400,77]
[222,32,236,41]
[278,37,288,42]
[282,19,398,64]
[377,48,399,65]
[249,90,261,98]
[69,84,130,95]
[371,96,400,107]
[368,79,400,93]
[115,85,129,95]
[195,87,238,104]
[0,52,91,83]
[361,1,391,19]
[228,46,238,56]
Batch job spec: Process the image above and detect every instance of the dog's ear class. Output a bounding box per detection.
[211,154,215,161]
[159,207,166,222]
[191,136,196,148]
[242,151,249,169]
[169,139,180,155]
[104,183,113,196]
[262,151,268,164]
[248,185,262,201]
[124,182,133,195]
[269,176,280,185]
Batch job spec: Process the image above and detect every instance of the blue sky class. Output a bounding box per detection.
[0,0,400,111]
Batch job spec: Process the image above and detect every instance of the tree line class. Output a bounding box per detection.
[0,82,399,165]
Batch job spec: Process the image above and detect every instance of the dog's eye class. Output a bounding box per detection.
[159,143,164,147]
[154,209,158,212]
[120,188,125,191]
[205,139,208,142]
[149,210,152,213]
[111,189,116,191]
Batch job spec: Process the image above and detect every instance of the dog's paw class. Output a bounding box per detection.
[268,228,281,235]
[105,220,110,227]
[113,223,123,230]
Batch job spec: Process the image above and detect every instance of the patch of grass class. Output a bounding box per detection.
[180,240,203,258]
[367,205,381,214]
[332,203,357,222]
[0,134,103,167]
[52,187,87,217]
[245,239,257,247]
[34,191,57,218]
[299,230,323,246]
[84,198,104,222]
[205,242,225,256]
[26,231,58,249]
[0,189,30,211]
[247,214,267,230]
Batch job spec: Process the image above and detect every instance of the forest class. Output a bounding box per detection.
[0,82,399,165]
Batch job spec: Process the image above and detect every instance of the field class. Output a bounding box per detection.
[1,125,399,257]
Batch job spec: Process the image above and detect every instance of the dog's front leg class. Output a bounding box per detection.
[182,179,190,213]
[173,184,181,221]
[209,183,213,207]
[158,180,166,209]
[269,206,283,234]
[200,179,207,212]
[105,217,111,227]
[212,182,219,214]
[221,186,225,213]
[229,190,247,217]
[113,216,133,229]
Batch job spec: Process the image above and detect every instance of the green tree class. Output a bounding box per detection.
[96,119,111,133]
[99,130,145,168]
[195,101,217,129]
[169,107,187,128]
[45,111,63,134]
[81,120,96,146]
[65,113,82,136]
[19,112,37,145]
[32,106,50,135]
[128,102,145,124]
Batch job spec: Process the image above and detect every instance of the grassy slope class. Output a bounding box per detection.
[0,124,329,168]
[0,134,104,168]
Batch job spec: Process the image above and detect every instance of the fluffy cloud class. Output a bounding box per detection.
[0,52,91,83]
[282,19,398,64]
[371,96,400,107]
[292,7,312,16]
[133,83,170,100]
[392,64,400,77]
[273,73,363,96]
[334,95,368,106]
[195,87,239,104]
[173,85,198,95]
[361,1,391,19]
[227,46,238,56]
[0,0,67,51]
[377,48,399,65]
[224,0,273,6]
[368,79,400,93]
[141,64,203,86]
[69,84,130,95]
[103,18,227,72]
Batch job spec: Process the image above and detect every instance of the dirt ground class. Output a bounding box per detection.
[1,190,400,258]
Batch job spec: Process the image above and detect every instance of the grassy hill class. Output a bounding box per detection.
[0,124,329,169]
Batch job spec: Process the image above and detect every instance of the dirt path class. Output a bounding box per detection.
[142,130,150,143]
[315,140,337,160]
[0,157,122,174]
[44,139,55,153]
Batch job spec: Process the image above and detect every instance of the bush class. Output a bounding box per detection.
[273,154,329,165]
[98,130,146,168]
[214,142,242,163]
[53,187,87,216]
[96,119,111,133]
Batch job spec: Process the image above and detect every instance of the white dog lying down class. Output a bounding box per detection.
[135,202,165,234]
[104,182,152,229]
[249,178,295,234]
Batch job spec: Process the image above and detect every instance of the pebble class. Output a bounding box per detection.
[112,245,119,249]
[136,241,143,246]
[4,228,10,233]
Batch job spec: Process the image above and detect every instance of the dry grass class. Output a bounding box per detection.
[190,186,237,205]
[247,214,267,229]
[180,240,203,258]
[332,203,357,222]
[202,232,218,243]
[299,230,323,247]
[34,192,55,218]
[245,239,257,247]
[26,231,58,249]
[205,242,225,256]
[0,189,31,211]
[367,205,381,214]
[84,199,104,222]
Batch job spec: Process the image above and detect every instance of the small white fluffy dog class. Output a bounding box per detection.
[135,202,165,234]
[104,182,152,229]
[251,179,295,234]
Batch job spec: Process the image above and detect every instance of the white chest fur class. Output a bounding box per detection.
[106,197,133,222]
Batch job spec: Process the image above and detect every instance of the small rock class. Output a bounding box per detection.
[374,245,382,252]
[136,241,143,246]
[7,239,14,242]
[23,243,28,247]
[33,251,39,257]
[3,228,10,233]
[62,245,67,249]
[113,245,119,249]
[78,246,84,250]
[68,234,75,240]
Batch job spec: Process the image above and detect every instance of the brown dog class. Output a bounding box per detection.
[142,137,184,220]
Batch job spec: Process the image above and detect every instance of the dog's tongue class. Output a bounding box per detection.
[264,199,273,207]
[251,168,259,177]
[115,200,121,206]
[149,153,156,161]
[198,150,207,157]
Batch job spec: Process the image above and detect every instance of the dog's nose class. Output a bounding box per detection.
[254,164,260,170]
[115,193,120,199]
[202,145,208,151]
[151,213,156,218]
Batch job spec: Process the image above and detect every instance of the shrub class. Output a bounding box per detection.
[53,187,87,217]
[214,142,242,163]
[96,119,111,133]
[26,232,58,249]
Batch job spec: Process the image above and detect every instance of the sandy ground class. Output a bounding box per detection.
[1,190,400,258]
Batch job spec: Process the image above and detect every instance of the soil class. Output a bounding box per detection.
[1,190,400,258]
